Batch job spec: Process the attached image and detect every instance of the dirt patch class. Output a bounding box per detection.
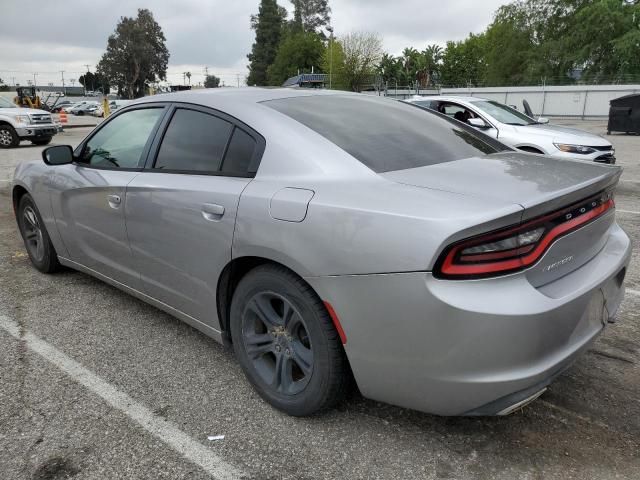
[32,456,79,480]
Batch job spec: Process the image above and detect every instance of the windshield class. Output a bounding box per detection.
[0,97,17,108]
[265,95,509,173]
[471,100,536,126]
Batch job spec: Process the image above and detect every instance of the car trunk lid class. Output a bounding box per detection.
[382,152,622,286]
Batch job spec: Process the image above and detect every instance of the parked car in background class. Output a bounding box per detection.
[405,95,616,163]
[61,102,88,113]
[0,96,58,148]
[92,100,132,117]
[75,103,100,116]
[50,101,73,113]
[12,89,630,417]
[69,102,99,115]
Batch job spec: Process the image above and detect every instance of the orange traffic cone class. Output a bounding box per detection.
[58,112,68,129]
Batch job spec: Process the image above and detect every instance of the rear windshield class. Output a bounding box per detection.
[265,95,507,173]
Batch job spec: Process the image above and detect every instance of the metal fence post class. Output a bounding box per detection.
[581,90,589,119]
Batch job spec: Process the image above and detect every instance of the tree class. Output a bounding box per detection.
[341,32,383,92]
[376,53,402,86]
[0,78,9,92]
[421,44,443,87]
[204,74,221,88]
[290,0,331,34]
[78,72,111,94]
[247,0,287,86]
[267,31,325,85]
[439,34,487,87]
[97,8,169,99]
[185,71,192,85]
[321,38,346,89]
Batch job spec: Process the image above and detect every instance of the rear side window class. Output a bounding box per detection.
[221,128,257,175]
[154,109,232,172]
[265,95,506,173]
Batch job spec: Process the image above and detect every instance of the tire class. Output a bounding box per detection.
[16,194,61,273]
[0,124,19,148]
[230,264,349,416]
[31,137,52,146]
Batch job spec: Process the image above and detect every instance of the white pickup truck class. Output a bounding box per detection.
[0,96,58,148]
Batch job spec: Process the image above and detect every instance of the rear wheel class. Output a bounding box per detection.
[31,137,52,146]
[230,265,349,416]
[16,194,61,273]
[0,124,19,148]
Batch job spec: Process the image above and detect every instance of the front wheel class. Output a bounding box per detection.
[17,194,61,273]
[230,265,349,416]
[31,137,52,146]
[0,124,19,148]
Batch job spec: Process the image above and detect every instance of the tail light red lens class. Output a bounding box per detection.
[435,191,615,279]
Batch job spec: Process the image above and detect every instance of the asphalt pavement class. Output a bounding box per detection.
[0,122,638,479]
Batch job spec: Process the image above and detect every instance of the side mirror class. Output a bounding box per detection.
[468,118,490,129]
[537,117,550,124]
[42,145,74,166]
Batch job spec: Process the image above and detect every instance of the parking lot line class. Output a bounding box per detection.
[0,314,245,480]
[617,209,640,215]
[627,288,640,297]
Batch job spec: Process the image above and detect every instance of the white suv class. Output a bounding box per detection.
[405,95,615,164]
[0,96,58,148]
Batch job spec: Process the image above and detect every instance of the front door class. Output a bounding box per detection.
[125,106,260,327]
[50,106,166,289]
[438,101,499,139]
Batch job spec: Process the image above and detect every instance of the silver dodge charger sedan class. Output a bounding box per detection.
[12,88,631,416]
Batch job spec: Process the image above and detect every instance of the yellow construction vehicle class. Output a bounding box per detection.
[14,87,42,109]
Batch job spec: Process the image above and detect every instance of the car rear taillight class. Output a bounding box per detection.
[434,191,615,279]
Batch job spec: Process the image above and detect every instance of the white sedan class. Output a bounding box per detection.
[405,95,615,164]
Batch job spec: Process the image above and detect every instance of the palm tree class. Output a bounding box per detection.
[186,71,192,85]
[401,47,420,85]
[415,44,443,88]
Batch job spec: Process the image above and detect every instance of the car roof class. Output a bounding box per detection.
[407,95,485,104]
[135,87,359,107]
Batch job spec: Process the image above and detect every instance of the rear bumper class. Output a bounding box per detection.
[306,223,631,415]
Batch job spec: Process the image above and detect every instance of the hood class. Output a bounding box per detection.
[0,107,51,116]
[520,123,610,146]
[381,151,621,220]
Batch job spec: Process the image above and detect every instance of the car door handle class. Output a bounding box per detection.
[201,203,225,221]
[107,194,121,209]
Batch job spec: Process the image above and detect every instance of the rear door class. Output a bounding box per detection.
[125,104,263,327]
[50,105,166,289]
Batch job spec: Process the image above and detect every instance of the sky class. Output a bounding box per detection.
[0,0,509,88]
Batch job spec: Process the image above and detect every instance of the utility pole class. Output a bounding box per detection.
[60,71,66,96]
[10,77,16,87]
[83,64,91,95]
[327,26,334,89]
[236,74,240,88]
[204,66,209,77]
[32,72,38,89]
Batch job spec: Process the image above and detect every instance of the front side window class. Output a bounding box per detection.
[471,100,536,126]
[154,109,232,172]
[80,108,163,168]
